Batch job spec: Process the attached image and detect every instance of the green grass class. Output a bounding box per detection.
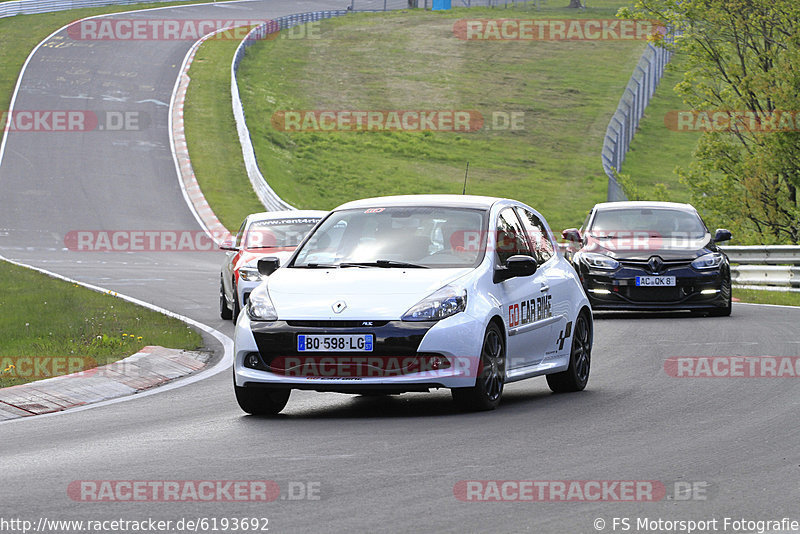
[733,287,800,307]
[618,58,700,201]
[186,1,651,233]
[0,260,203,388]
[184,33,264,231]
[0,0,214,113]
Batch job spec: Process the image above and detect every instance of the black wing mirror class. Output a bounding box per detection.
[219,237,237,251]
[257,257,280,276]
[494,255,538,283]
[713,229,732,243]
[562,228,581,242]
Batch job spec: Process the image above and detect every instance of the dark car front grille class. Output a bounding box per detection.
[623,286,686,302]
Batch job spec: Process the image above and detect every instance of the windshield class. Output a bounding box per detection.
[589,208,707,239]
[244,218,320,248]
[292,206,487,269]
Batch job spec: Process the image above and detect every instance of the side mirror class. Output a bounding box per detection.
[562,228,581,242]
[219,238,237,251]
[494,255,538,284]
[257,257,280,276]
[713,229,732,243]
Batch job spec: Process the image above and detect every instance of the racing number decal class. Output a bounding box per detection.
[508,295,552,328]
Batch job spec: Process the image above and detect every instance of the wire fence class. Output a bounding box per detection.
[601,42,674,201]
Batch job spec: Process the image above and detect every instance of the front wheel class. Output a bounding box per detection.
[452,322,505,411]
[234,385,290,415]
[708,277,732,317]
[547,311,591,393]
[219,277,232,320]
[232,280,241,323]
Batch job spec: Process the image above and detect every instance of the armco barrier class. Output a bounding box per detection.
[730,265,800,289]
[0,0,173,19]
[722,245,800,292]
[348,0,540,9]
[231,11,348,212]
[720,245,800,266]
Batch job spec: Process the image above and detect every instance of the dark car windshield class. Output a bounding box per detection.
[245,218,320,248]
[292,206,487,269]
[589,208,707,239]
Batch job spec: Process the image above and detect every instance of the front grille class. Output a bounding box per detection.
[286,320,390,328]
[624,286,685,302]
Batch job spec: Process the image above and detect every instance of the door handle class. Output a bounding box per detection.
[540,284,550,292]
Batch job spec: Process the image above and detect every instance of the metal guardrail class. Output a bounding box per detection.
[231,11,349,211]
[348,0,541,9]
[601,42,674,202]
[721,245,800,291]
[0,0,173,19]
[719,245,800,266]
[730,265,800,288]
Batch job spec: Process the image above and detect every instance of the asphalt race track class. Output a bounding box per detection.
[0,2,798,532]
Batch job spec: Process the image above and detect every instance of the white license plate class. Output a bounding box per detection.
[297,334,374,352]
[636,276,676,287]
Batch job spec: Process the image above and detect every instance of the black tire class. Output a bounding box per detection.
[452,322,505,411]
[219,276,233,320]
[234,385,290,415]
[232,279,241,323]
[547,311,591,393]
[709,277,732,317]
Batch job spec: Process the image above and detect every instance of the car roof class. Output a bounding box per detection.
[247,209,328,222]
[333,194,504,211]
[592,201,698,213]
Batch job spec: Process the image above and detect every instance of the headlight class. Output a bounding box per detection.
[691,252,724,270]
[239,268,263,282]
[402,286,467,322]
[247,284,278,321]
[579,252,619,270]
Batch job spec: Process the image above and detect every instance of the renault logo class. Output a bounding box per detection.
[648,256,664,274]
[332,300,347,314]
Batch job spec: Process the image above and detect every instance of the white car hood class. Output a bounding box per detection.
[266,267,473,320]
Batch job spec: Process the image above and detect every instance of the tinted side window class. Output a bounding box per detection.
[517,208,554,264]
[495,208,532,264]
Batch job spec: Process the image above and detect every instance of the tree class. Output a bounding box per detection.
[620,0,800,243]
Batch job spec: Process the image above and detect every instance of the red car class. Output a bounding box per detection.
[220,210,326,321]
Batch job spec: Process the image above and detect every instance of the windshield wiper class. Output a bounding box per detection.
[339,260,430,269]
[300,263,341,269]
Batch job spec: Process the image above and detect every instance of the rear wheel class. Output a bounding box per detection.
[219,277,232,320]
[547,311,591,393]
[452,322,505,411]
[234,385,290,415]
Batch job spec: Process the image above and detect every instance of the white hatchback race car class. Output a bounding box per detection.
[233,195,592,414]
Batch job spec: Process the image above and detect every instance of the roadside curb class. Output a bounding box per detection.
[0,346,211,420]
[170,28,234,243]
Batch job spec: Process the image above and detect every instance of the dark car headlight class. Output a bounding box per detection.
[578,252,620,270]
[691,252,724,270]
